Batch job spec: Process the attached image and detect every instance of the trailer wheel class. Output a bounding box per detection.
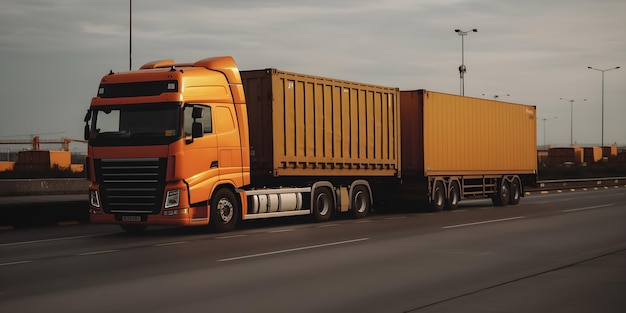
[351,185,371,219]
[431,181,446,212]
[508,176,522,205]
[312,187,333,222]
[492,179,510,206]
[210,188,239,232]
[445,181,460,211]
[120,224,147,234]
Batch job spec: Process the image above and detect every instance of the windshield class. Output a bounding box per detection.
[88,102,181,146]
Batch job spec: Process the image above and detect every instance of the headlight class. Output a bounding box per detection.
[89,190,100,208]
[164,189,180,208]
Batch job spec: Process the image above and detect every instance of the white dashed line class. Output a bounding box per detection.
[268,229,295,233]
[0,260,33,267]
[216,234,246,239]
[77,249,119,256]
[562,204,613,213]
[154,241,188,247]
[218,238,370,262]
[443,216,525,229]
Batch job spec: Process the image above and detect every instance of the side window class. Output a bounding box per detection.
[184,105,212,136]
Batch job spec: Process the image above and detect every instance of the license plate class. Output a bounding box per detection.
[122,215,142,222]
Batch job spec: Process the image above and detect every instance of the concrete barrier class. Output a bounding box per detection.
[0,178,89,196]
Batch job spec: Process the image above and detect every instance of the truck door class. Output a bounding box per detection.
[213,105,244,184]
[183,105,218,199]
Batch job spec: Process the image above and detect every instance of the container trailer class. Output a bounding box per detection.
[396,90,537,210]
[84,56,536,233]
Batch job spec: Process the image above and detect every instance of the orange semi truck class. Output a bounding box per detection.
[84,56,536,232]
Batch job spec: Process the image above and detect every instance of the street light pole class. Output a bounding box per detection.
[129,0,133,70]
[587,66,620,150]
[455,28,477,96]
[541,116,557,148]
[560,98,586,147]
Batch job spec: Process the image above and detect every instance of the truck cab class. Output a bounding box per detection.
[85,56,250,232]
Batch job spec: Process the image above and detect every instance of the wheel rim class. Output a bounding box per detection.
[450,184,459,206]
[217,198,234,223]
[354,190,367,213]
[435,185,444,207]
[316,192,330,216]
[501,183,508,197]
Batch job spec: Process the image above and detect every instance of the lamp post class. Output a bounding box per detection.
[129,0,132,70]
[587,66,620,150]
[482,93,510,100]
[455,28,477,96]
[560,98,586,147]
[541,116,557,148]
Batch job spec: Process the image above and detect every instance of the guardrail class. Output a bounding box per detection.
[0,178,89,197]
[533,177,626,191]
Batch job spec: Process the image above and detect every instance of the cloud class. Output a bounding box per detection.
[0,0,624,148]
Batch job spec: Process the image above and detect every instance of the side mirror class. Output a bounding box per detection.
[192,122,204,139]
[84,125,90,140]
[192,107,203,119]
[83,110,92,140]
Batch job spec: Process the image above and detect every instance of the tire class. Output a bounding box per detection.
[312,187,333,222]
[445,181,460,211]
[120,224,147,234]
[351,185,371,219]
[508,176,522,205]
[210,188,239,232]
[431,181,446,212]
[492,179,510,206]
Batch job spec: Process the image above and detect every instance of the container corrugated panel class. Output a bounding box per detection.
[583,147,602,163]
[241,69,400,178]
[49,151,71,169]
[401,90,537,177]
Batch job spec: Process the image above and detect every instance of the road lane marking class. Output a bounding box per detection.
[217,238,370,262]
[316,224,339,228]
[562,204,613,213]
[268,228,295,233]
[0,233,116,247]
[77,249,119,256]
[385,216,407,220]
[443,216,525,229]
[216,234,246,239]
[154,241,187,247]
[0,260,33,267]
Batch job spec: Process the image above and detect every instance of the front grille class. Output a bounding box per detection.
[95,158,167,214]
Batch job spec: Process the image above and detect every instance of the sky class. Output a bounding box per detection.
[1,0,625,153]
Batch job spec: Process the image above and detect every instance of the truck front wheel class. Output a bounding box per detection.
[210,188,239,232]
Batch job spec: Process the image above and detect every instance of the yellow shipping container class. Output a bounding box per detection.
[584,147,603,163]
[15,150,71,170]
[401,90,537,177]
[241,69,400,178]
[0,161,14,171]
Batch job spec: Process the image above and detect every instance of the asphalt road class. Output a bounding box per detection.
[1,188,625,312]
